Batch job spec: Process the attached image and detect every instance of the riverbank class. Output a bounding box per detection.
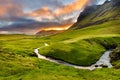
[34,46,113,70]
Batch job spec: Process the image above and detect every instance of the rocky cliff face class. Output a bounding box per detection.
[110,46,120,61]
[110,46,120,68]
[112,0,120,6]
[77,5,98,22]
[70,0,120,29]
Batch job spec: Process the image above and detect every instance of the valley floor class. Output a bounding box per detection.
[0,36,120,80]
[0,20,120,80]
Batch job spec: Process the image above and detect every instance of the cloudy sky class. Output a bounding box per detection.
[0,0,106,34]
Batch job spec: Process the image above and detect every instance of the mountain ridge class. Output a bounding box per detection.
[70,0,120,29]
[36,30,65,36]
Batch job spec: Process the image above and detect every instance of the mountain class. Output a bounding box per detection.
[36,30,64,36]
[112,0,120,6]
[70,0,120,29]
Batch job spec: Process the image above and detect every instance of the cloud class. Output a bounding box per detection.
[0,21,73,34]
[88,0,107,5]
[0,0,24,17]
[0,0,89,20]
[28,7,54,21]
[0,0,106,34]
[53,0,89,16]
[39,23,72,31]
[27,0,89,23]
[15,0,63,13]
[0,4,24,17]
[30,0,89,16]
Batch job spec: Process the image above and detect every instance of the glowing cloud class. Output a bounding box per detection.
[28,0,89,20]
[39,23,73,31]
[1,0,106,34]
[28,7,54,21]
[53,0,89,16]
[29,7,51,17]
[0,0,24,18]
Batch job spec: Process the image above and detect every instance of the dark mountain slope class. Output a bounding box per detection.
[70,0,120,29]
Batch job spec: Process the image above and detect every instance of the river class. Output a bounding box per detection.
[34,45,112,70]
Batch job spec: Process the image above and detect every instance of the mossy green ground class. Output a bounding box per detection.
[0,20,120,80]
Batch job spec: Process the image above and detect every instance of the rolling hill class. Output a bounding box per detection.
[38,0,120,66]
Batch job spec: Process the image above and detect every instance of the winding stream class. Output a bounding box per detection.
[34,44,113,70]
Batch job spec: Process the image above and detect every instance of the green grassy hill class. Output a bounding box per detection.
[0,19,120,80]
[39,20,120,66]
[0,20,120,79]
[0,27,120,80]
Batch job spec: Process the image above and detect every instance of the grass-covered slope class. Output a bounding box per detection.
[0,34,120,80]
[0,21,120,79]
[39,20,120,66]
[47,20,120,42]
[1,20,120,67]
[1,50,120,80]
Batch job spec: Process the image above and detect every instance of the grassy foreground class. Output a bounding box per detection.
[0,35,120,80]
[1,49,120,80]
[0,20,120,79]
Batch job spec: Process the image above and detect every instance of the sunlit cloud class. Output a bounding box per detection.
[0,0,106,34]
[53,0,89,16]
[39,23,72,31]
[27,0,89,21]
[0,31,9,34]
[0,0,24,18]
[28,7,54,21]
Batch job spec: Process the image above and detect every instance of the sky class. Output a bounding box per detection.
[0,0,106,34]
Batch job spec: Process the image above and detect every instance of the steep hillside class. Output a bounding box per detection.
[70,0,120,29]
[110,45,120,68]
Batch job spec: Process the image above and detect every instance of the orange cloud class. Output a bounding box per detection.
[53,0,89,16]
[28,0,89,18]
[29,7,51,16]
[0,4,23,17]
[39,23,73,31]
[28,7,54,20]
